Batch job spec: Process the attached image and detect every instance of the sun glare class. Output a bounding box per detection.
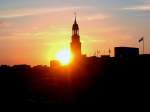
[56,49,72,65]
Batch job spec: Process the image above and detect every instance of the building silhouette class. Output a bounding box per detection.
[0,15,150,109]
[115,47,139,58]
[70,16,82,59]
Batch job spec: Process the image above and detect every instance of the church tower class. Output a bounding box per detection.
[71,16,81,58]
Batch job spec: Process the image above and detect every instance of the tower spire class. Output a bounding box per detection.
[72,12,79,35]
[74,12,77,24]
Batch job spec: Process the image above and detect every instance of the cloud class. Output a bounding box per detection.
[0,20,10,28]
[87,14,109,20]
[0,6,91,18]
[0,6,109,21]
[0,21,5,27]
[0,21,3,27]
[121,5,150,11]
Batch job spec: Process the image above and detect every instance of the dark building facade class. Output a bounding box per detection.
[115,47,139,58]
[70,17,81,58]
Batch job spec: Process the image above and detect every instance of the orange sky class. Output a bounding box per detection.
[0,0,150,66]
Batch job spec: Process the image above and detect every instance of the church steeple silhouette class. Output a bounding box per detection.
[71,14,81,58]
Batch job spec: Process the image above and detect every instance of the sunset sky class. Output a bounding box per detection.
[0,0,150,66]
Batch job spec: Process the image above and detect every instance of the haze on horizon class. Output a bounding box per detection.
[0,0,150,66]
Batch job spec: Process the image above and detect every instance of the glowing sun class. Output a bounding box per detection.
[56,49,72,65]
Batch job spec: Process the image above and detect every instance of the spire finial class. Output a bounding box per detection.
[74,12,77,23]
